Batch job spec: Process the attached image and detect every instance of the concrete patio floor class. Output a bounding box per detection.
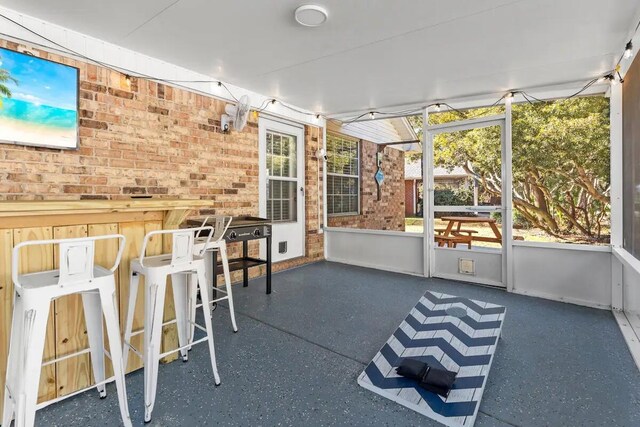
[37,261,640,426]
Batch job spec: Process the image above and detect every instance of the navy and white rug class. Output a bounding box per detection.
[358,291,506,427]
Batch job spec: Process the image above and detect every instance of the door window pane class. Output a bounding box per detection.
[267,131,297,179]
[266,130,298,223]
[267,180,297,222]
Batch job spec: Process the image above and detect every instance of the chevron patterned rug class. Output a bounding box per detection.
[358,291,506,427]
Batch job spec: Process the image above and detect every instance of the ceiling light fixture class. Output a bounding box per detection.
[294,5,329,27]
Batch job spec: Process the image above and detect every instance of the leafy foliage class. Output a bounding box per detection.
[408,96,611,242]
[0,54,18,108]
[434,187,473,206]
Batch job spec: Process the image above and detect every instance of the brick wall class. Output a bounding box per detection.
[405,180,416,216]
[328,139,405,231]
[0,39,324,274]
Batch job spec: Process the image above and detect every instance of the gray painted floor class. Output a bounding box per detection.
[37,261,640,426]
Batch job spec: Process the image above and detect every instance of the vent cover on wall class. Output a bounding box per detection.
[458,258,475,275]
[279,241,287,254]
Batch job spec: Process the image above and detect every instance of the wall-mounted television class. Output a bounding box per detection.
[0,47,79,150]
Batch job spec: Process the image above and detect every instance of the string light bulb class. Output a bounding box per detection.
[315,113,321,119]
[624,40,634,59]
[505,91,515,99]
[271,99,277,105]
[125,74,131,87]
[434,103,441,112]
[369,111,376,119]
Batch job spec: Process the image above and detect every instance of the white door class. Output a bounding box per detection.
[425,115,510,288]
[259,117,305,262]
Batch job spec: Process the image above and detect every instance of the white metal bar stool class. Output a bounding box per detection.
[122,226,220,423]
[194,216,237,332]
[2,235,132,427]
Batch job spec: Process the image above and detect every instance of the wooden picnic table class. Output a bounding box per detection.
[440,216,502,245]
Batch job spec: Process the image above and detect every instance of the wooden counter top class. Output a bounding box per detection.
[0,198,214,217]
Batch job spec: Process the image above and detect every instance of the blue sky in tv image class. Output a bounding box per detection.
[0,47,77,111]
[0,47,77,147]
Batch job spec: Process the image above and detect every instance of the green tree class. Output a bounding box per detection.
[0,55,17,108]
[408,96,610,242]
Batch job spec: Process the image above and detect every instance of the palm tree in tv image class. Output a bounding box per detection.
[0,54,18,108]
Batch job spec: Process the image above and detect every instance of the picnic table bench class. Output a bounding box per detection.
[440,216,503,246]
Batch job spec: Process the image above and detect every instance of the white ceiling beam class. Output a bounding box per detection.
[328,79,611,122]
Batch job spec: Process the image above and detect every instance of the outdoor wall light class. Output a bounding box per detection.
[624,40,634,59]
[295,5,329,27]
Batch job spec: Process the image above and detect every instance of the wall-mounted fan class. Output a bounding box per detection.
[221,95,251,132]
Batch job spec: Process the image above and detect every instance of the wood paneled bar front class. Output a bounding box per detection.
[0,199,213,404]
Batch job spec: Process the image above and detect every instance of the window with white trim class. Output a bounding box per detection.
[327,133,360,215]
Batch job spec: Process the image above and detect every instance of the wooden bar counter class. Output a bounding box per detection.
[0,199,213,404]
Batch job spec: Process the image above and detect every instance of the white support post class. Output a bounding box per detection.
[504,98,514,291]
[422,107,434,277]
[610,83,624,310]
[322,125,328,259]
[610,84,623,247]
[318,124,326,235]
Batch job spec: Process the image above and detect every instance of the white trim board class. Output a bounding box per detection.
[613,247,640,271]
[433,273,503,288]
[330,83,609,122]
[613,311,640,372]
[512,240,612,252]
[326,257,424,278]
[511,288,610,311]
[612,247,640,372]
[325,227,423,239]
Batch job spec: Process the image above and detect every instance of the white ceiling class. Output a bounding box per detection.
[3,0,640,115]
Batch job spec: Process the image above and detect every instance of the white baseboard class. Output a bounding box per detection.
[326,257,424,277]
[613,310,640,372]
[433,272,504,288]
[511,288,610,310]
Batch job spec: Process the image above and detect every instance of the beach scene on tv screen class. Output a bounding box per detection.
[0,48,78,149]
